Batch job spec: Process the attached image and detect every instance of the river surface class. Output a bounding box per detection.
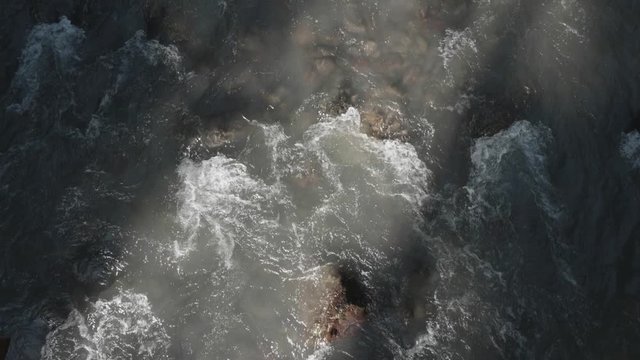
[1,0,639,359]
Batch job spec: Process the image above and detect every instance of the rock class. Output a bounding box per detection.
[402,64,424,89]
[343,18,367,35]
[360,105,409,141]
[362,40,380,58]
[298,265,367,346]
[293,22,315,48]
[465,97,522,138]
[313,56,338,79]
[320,303,366,343]
[325,80,360,116]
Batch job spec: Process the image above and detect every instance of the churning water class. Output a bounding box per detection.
[1,0,639,359]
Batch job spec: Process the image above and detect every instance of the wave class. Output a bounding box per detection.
[438,27,478,86]
[176,154,281,266]
[171,108,432,357]
[42,291,170,360]
[7,17,85,114]
[175,108,430,264]
[467,120,560,222]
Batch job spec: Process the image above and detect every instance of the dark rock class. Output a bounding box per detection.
[326,80,360,115]
[299,265,367,346]
[0,337,9,360]
[465,97,522,138]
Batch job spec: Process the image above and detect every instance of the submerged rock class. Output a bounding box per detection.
[143,0,237,68]
[289,159,323,190]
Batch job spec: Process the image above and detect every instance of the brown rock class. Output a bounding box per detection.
[298,265,367,346]
[360,105,409,141]
[321,304,366,343]
[293,22,315,47]
[363,41,380,58]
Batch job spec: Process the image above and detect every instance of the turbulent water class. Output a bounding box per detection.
[1,0,639,359]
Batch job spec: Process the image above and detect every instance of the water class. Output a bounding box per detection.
[167,109,431,358]
[1,0,639,359]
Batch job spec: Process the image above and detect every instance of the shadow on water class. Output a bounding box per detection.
[0,338,8,360]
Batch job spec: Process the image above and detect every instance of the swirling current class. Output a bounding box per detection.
[1,0,639,359]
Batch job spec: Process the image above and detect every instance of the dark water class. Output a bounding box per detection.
[1,0,639,359]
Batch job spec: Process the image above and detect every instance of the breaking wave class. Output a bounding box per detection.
[42,292,170,360]
[7,17,85,113]
[467,120,560,222]
[171,107,432,357]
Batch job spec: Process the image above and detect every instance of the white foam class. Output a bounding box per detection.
[42,292,169,360]
[121,31,183,72]
[620,130,640,169]
[438,28,478,85]
[403,325,438,359]
[176,155,280,266]
[172,108,433,356]
[467,120,559,221]
[306,344,333,360]
[249,120,291,182]
[97,31,184,113]
[466,121,579,289]
[174,107,431,286]
[373,139,430,205]
[303,108,429,205]
[8,17,85,113]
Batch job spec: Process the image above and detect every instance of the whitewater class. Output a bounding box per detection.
[1,0,639,359]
